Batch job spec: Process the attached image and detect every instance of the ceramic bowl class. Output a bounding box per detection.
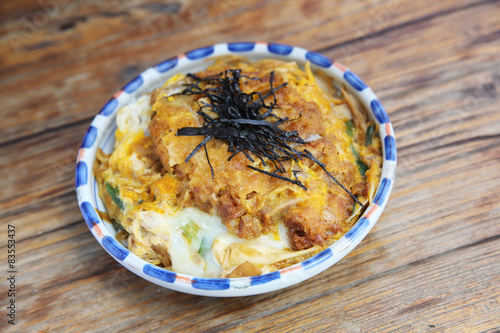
[75,42,396,297]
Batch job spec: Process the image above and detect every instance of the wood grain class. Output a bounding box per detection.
[0,0,488,145]
[0,0,499,332]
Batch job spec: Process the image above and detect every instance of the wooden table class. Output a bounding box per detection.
[1,0,499,331]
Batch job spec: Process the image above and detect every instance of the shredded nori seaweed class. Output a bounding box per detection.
[174,69,363,207]
[365,123,375,146]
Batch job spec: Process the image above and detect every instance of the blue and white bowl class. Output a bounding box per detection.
[75,42,397,297]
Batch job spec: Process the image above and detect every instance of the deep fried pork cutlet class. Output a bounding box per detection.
[148,58,376,250]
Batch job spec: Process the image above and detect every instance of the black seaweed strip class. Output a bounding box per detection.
[173,69,363,207]
[247,165,307,191]
[184,135,212,163]
[303,149,364,207]
[204,144,214,178]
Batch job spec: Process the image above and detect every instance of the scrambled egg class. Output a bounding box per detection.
[94,57,382,278]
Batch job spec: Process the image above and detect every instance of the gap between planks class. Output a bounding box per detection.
[315,0,500,55]
[178,234,500,332]
[1,0,497,147]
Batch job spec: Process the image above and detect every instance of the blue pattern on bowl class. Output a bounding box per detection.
[370,99,390,124]
[192,278,230,290]
[75,161,88,187]
[228,42,256,52]
[250,271,281,286]
[155,57,179,73]
[123,75,144,93]
[344,71,368,91]
[305,51,332,68]
[384,136,397,161]
[268,43,294,55]
[143,264,177,283]
[76,42,396,296]
[186,46,215,60]
[345,218,370,240]
[80,201,101,228]
[374,178,392,205]
[102,236,129,261]
[81,126,97,149]
[99,98,118,116]
[302,248,333,270]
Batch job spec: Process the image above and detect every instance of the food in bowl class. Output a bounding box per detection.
[93,55,382,278]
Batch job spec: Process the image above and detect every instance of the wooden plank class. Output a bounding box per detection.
[1,1,500,331]
[0,0,274,64]
[0,0,279,145]
[0,192,78,249]
[0,121,83,209]
[2,134,498,329]
[0,0,486,145]
[4,215,498,332]
[222,238,500,332]
[2,0,499,245]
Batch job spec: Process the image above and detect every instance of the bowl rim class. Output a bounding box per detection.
[75,42,397,297]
